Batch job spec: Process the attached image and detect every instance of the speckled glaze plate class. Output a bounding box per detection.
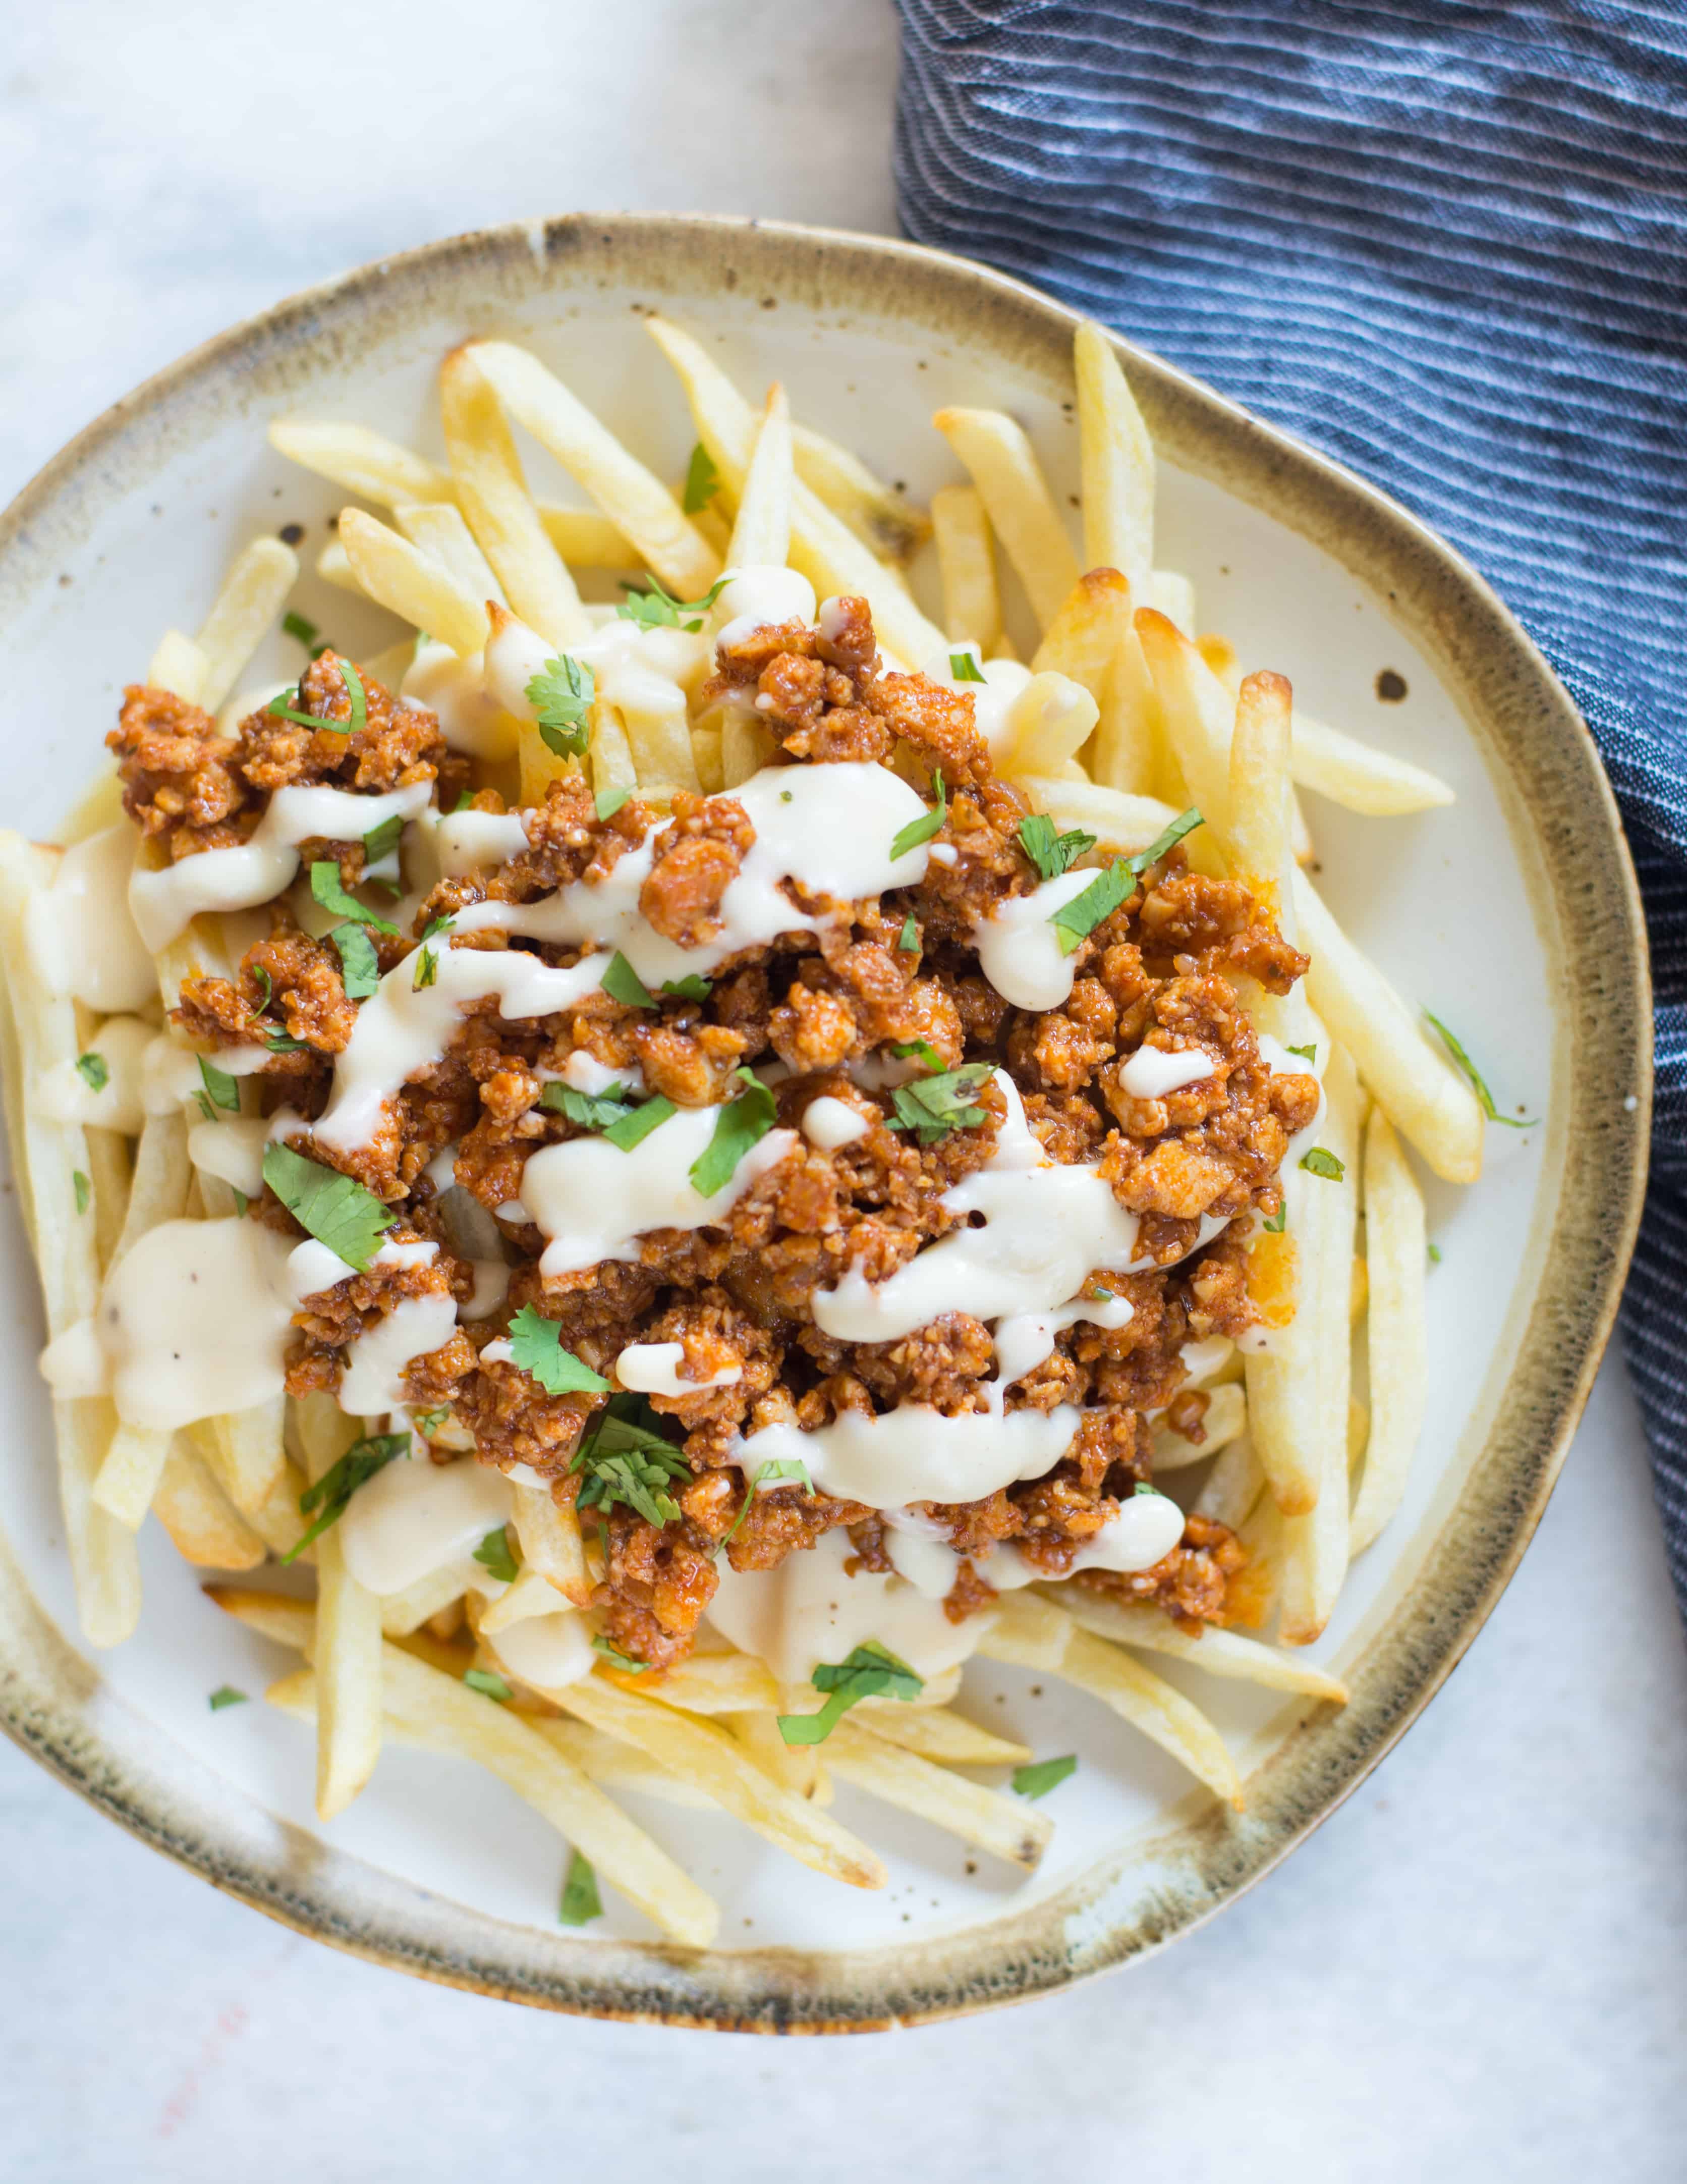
[0,215,1650,2030]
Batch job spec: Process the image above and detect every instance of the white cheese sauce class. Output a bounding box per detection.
[729,1400,1083,1510]
[972,868,1097,1012]
[487,1608,594,1691]
[919,644,1033,759]
[403,643,519,760]
[338,1292,460,1415]
[33,1013,152,1134]
[128,780,436,953]
[800,1094,871,1150]
[338,1452,513,1595]
[1118,1044,1215,1100]
[613,1341,742,1396]
[424,807,531,877]
[26,825,157,1013]
[714,565,817,650]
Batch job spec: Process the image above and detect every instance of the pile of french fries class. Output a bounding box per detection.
[0,312,1484,1944]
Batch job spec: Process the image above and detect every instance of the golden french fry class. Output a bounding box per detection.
[511,1481,595,1608]
[1000,671,1099,778]
[90,1422,174,1529]
[194,538,299,712]
[146,630,209,704]
[205,1584,315,1651]
[392,502,505,606]
[629,1650,779,1713]
[191,1425,311,1562]
[439,348,590,650]
[1075,321,1154,594]
[1226,671,1293,927]
[726,1708,829,1804]
[791,421,930,562]
[1032,568,1133,699]
[847,1703,1031,1767]
[1146,570,1195,635]
[297,1394,382,1819]
[538,505,639,567]
[932,406,1079,630]
[477,1564,574,1635]
[1193,1431,1265,1531]
[81,1122,131,1274]
[1290,711,1454,815]
[822,1719,1051,1869]
[727,384,793,569]
[1349,1107,1430,1555]
[375,1557,478,1637]
[152,1441,266,1569]
[1044,1586,1349,1704]
[1151,1380,1248,1469]
[111,1111,190,1265]
[931,484,1001,650]
[1350,1252,1370,1325]
[269,418,454,507]
[1017,774,1177,854]
[587,696,639,809]
[314,538,365,597]
[338,508,488,658]
[529,1717,717,1809]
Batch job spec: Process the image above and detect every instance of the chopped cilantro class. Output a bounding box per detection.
[601,951,655,1009]
[231,1187,249,1216]
[472,1525,519,1585]
[338,658,367,738]
[282,609,321,651]
[603,1093,677,1151]
[265,1029,306,1054]
[689,1069,776,1197]
[330,921,380,1000]
[414,1403,453,1434]
[1018,812,1097,882]
[505,1305,612,1397]
[776,1641,923,1746]
[251,966,273,1011]
[889,1036,946,1072]
[74,1050,109,1095]
[541,1080,639,1130]
[451,789,474,813]
[1128,806,1205,878]
[1048,863,1133,954]
[1423,1010,1536,1128]
[362,812,404,865]
[198,1055,240,1114]
[594,784,630,821]
[948,649,986,683]
[889,770,947,862]
[1263,1202,1287,1233]
[1011,1754,1077,1799]
[1286,1043,1317,1063]
[283,1430,407,1562]
[559,1849,602,1926]
[887,1063,994,1144]
[411,913,454,991]
[261,1142,395,1269]
[463,1668,512,1703]
[270,656,364,736]
[896,915,919,953]
[574,1395,691,1528]
[592,1634,649,1673]
[72,1170,90,1215]
[682,443,720,515]
[310,861,399,936]
[1300,1146,1346,1181]
[527,654,595,759]
[662,973,712,1003]
[616,575,727,633]
[1428,1242,1443,1265]
[208,1685,249,1711]
[720,1457,815,1551]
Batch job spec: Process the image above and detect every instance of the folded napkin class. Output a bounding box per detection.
[893,0,1687,1610]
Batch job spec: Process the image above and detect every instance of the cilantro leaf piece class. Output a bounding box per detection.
[1286,1042,1317,1063]
[616,575,728,633]
[198,1055,240,1114]
[464,1668,512,1703]
[662,973,712,1003]
[338,658,367,738]
[282,1430,407,1562]
[414,1403,453,1435]
[573,1395,692,1528]
[889,770,947,861]
[1263,1202,1287,1233]
[594,784,630,821]
[720,1456,815,1551]
[262,1141,395,1269]
[411,910,454,991]
[886,1062,995,1145]
[208,1685,249,1711]
[472,1525,519,1585]
[1423,1009,1536,1128]
[330,921,380,1000]
[310,861,399,936]
[559,1849,602,1926]
[601,951,655,1009]
[889,1036,945,1072]
[265,1029,306,1054]
[505,1305,612,1396]
[689,1069,776,1197]
[251,966,273,1011]
[282,609,321,651]
[1127,806,1205,878]
[896,915,919,953]
[949,649,986,683]
[451,789,474,813]
[1011,1754,1077,1799]
[776,1641,924,1746]
[1048,860,1134,955]
[541,1080,639,1131]
[73,1170,90,1215]
[682,442,720,515]
[593,1635,649,1673]
[1300,1146,1346,1180]
[602,1093,677,1151]
[232,1188,249,1217]
[1428,1242,1443,1265]
[362,812,404,865]
[1018,812,1097,882]
[264,685,335,734]
[527,653,596,759]
[75,1051,108,1093]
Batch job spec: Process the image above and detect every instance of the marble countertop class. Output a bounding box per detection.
[4,6,1684,2177]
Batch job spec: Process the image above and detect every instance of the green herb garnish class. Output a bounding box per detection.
[330,921,380,1000]
[1263,1203,1287,1233]
[1018,812,1097,882]
[265,1029,306,1054]
[283,1430,408,1562]
[1428,1242,1442,1265]
[1046,806,1205,956]
[231,1188,249,1217]
[559,1849,602,1925]
[948,649,986,684]
[541,1080,639,1131]
[208,1685,249,1711]
[505,1305,612,1397]
[886,1063,995,1144]
[472,1525,519,1585]
[1423,1010,1535,1128]
[414,1404,453,1434]
[198,1055,240,1114]
[1300,1146,1345,1181]
[776,1641,923,1746]
[720,1457,815,1551]
[464,1668,512,1703]
[601,951,655,1009]
[889,1037,945,1072]
[896,915,919,953]
[527,654,595,759]
[603,1093,677,1151]
[412,912,453,992]
[362,812,404,865]
[889,771,947,862]
[592,1635,649,1673]
[282,609,322,652]
[1286,1043,1317,1063]
[594,784,630,821]
[310,861,399,936]
[662,973,712,1003]
[72,1170,90,1215]
[616,575,727,633]
[682,443,720,515]
[261,1141,395,1269]
[1011,1754,1077,1799]
[573,1395,692,1527]
[689,1068,776,1196]
[75,1051,108,1093]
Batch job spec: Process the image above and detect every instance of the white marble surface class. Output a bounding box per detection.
[3,5,1684,2177]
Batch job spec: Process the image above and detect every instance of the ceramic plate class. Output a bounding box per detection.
[0,215,1649,2030]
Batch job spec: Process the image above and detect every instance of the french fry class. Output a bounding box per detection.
[1044,1587,1349,1704]
[296,1394,382,1819]
[931,484,1001,650]
[193,538,299,712]
[554,1670,887,1890]
[269,418,455,508]
[718,706,776,791]
[194,1429,311,1562]
[645,317,945,667]
[1151,1380,1248,1469]
[90,1422,174,1529]
[511,1481,595,1607]
[932,407,1079,630]
[1147,570,1196,636]
[1279,1045,1360,1646]
[1349,1107,1429,1555]
[0,836,141,1644]
[530,1717,716,1809]
[999,671,1099,778]
[1075,321,1154,595]
[439,348,590,651]
[152,1441,265,1569]
[1225,671,1293,930]
[625,1650,779,1713]
[206,1396,287,1518]
[477,1564,574,1636]
[1032,569,1132,698]
[538,506,638,568]
[338,508,489,658]
[314,537,365,597]
[726,384,793,569]
[848,1703,1031,1768]
[1193,1431,1265,1531]
[1135,609,1238,836]
[392,502,505,606]
[81,1122,131,1274]
[791,421,930,561]
[58,770,126,846]
[377,1557,480,1637]
[112,1111,190,1265]
[205,1584,315,1651]
[726,1709,829,1804]
[466,341,720,600]
[1289,711,1454,815]
[146,630,209,704]
[1017,774,1176,854]
[822,1719,1051,1869]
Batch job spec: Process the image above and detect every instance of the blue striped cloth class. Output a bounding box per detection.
[893,1,1687,1609]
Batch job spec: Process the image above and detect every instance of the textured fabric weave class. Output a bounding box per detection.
[893,0,1687,1606]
